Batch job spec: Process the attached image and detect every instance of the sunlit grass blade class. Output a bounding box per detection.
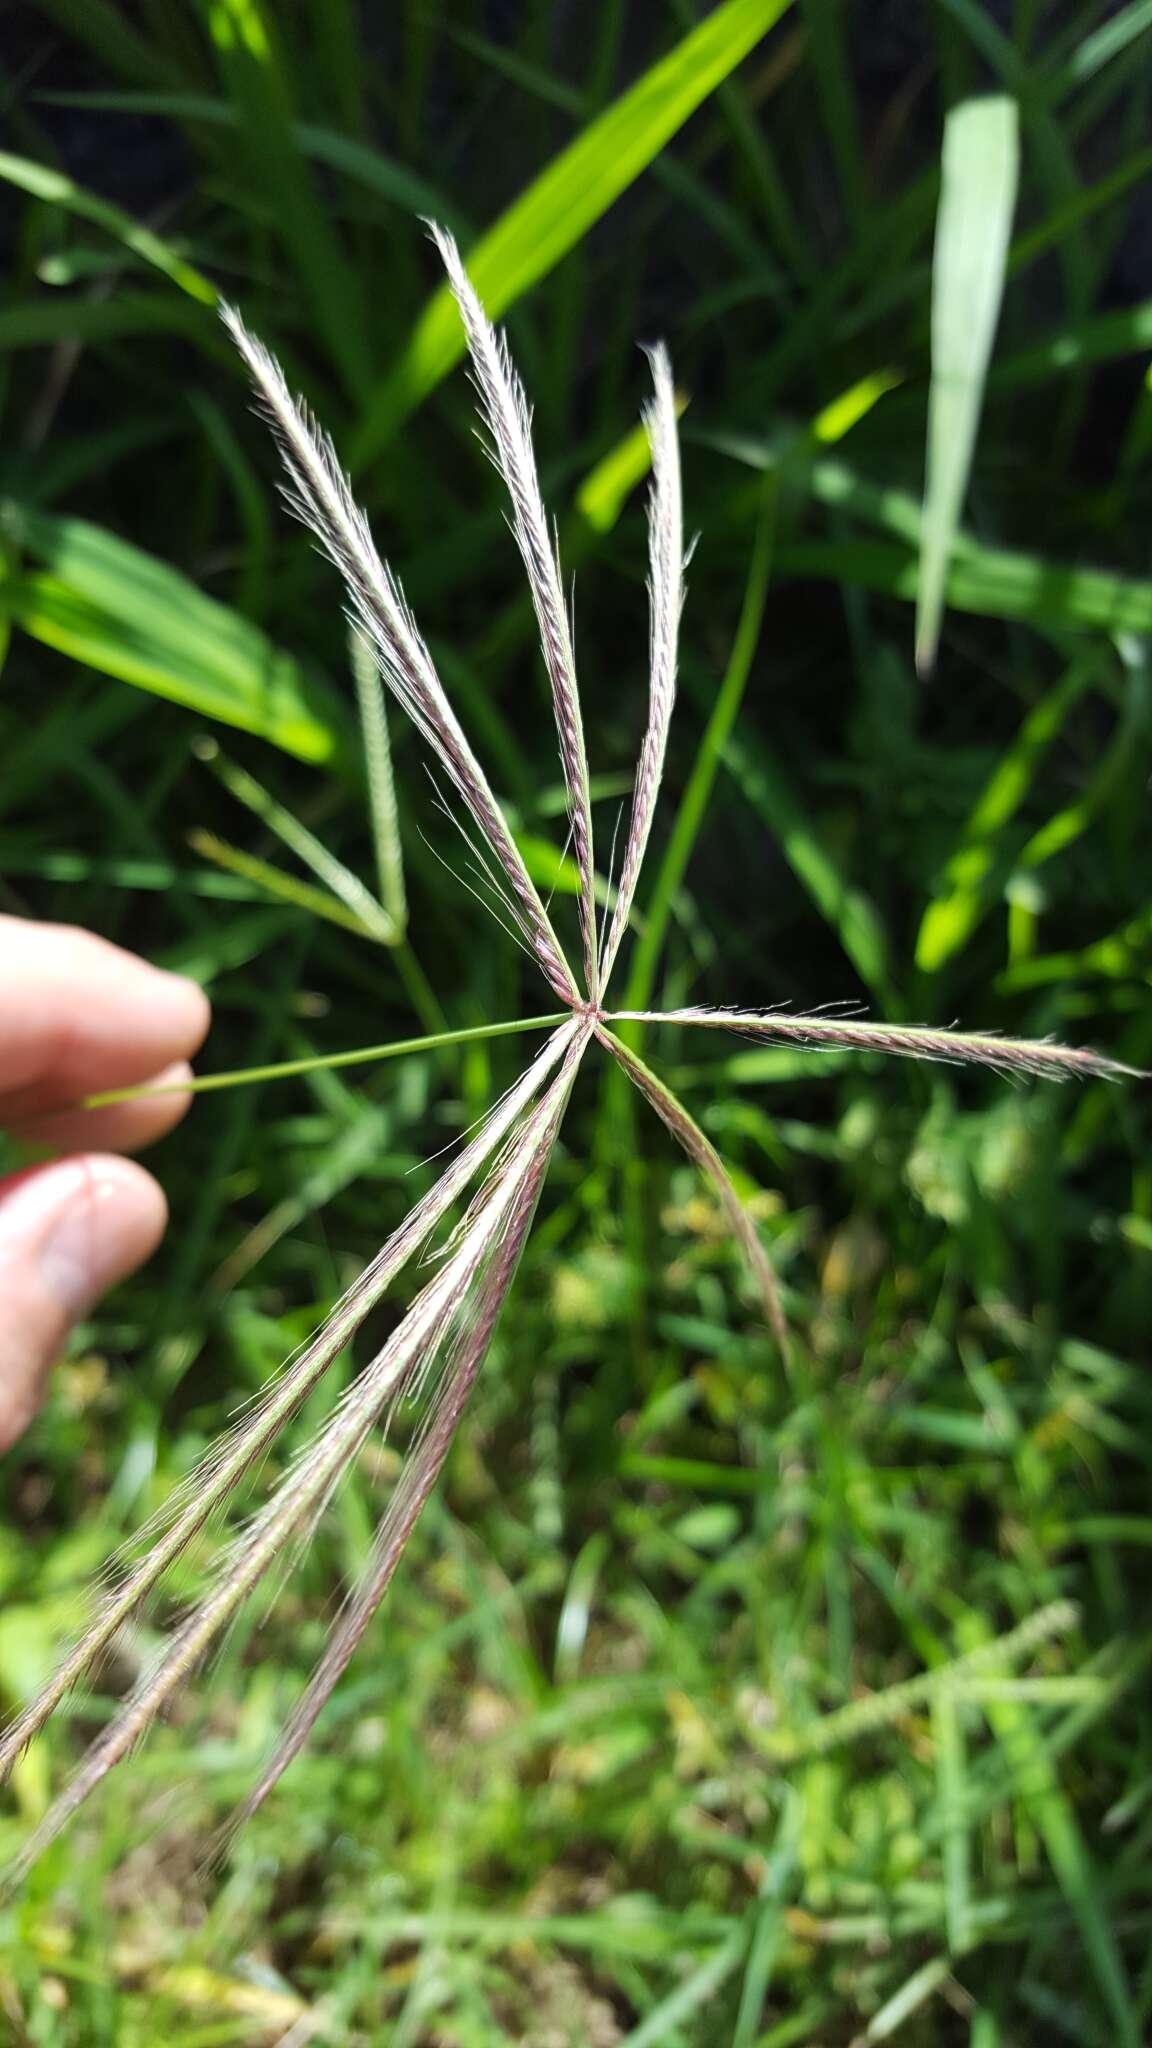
[622,1007,1144,1082]
[916,96,1019,674]
[773,532,1152,636]
[0,1025,578,1792]
[0,502,340,762]
[997,904,1152,994]
[575,391,688,536]
[865,1958,953,2042]
[1045,0,1152,98]
[914,654,1098,975]
[721,432,1152,641]
[0,150,216,304]
[352,0,797,459]
[196,739,399,945]
[933,1689,971,1955]
[732,1800,799,2048]
[615,1926,748,2047]
[601,1027,789,1362]
[188,828,385,941]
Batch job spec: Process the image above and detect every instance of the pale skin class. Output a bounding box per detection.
[0,916,210,1451]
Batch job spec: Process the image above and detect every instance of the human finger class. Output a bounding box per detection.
[0,1155,168,1452]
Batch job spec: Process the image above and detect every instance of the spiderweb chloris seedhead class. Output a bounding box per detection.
[2,227,1138,1883]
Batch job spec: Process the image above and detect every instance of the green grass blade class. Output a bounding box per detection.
[619,1927,747,2047]
[350,625,408,934]
[801,0,864,229]
[0,294,215,352]
[722,726,892,1000]
[291,122,463,224]
[0,150,217,304]
[980,1690,1139,2045]
[866,1957,953,2041]
[352,0,796,461]
[759,1603,1078,1762]
[914,655,1097,974]
[36,90,463,222]
[187,830,384,941]
[733,1802,800,2047]
[774,536,1152,637]
[917,96,1019,673]
[0,504,341,762]
[1008,148,1152,278]
[933,1689,971,1954]
[205,0,371,401]
[1046,0,1152,96]
[34,0,181,87]
[576,395,688,535]
[200,742,398,943]
[991,295,1152,387]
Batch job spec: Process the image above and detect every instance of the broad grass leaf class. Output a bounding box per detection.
[917,95,1019,672]
[353,0,796,460]
[1,505,340,763]
[776,536,1152,637]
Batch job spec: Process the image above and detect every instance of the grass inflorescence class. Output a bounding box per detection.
[1,8,1151,2042]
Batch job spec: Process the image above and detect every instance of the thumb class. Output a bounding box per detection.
[0,1157,168,1452]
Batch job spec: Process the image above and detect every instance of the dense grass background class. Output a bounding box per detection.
[2,3,1152,2041]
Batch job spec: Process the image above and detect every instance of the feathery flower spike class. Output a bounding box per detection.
[431,225,599,1000]
[220,301,579,1009]
[600,342,682,988]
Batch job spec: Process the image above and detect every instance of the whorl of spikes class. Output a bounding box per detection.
[2,227,1139,1881]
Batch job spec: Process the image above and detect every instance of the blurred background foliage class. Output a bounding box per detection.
[2,2,1152,2042]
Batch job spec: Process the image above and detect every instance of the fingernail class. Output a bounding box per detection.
[0,1164,120,1318]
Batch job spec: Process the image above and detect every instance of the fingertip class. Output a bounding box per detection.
[11,1059,198,1156]
[153,972,212,1060]
[0,1156,168,1451]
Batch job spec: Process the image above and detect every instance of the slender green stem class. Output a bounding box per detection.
[350,622,409,934]
[393,938,448,1037]
[82,1014,569,1108]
